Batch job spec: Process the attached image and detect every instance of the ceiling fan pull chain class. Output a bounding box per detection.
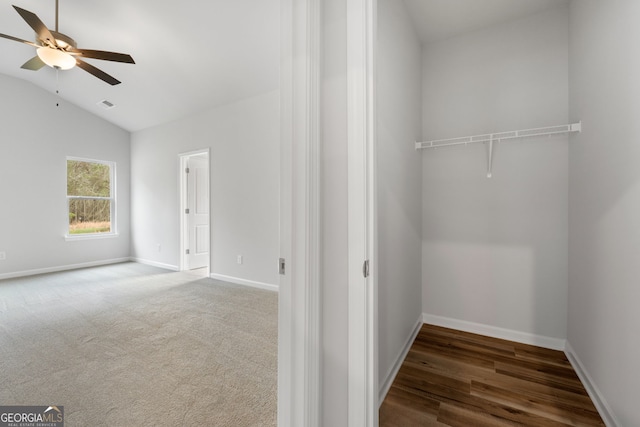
[56,68,60,107]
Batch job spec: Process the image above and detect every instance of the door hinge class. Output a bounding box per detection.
[186,249,190,255]
[279,258,286,275]
[363,259,370,278]
[185,208,190,214]
[185,167,190,174]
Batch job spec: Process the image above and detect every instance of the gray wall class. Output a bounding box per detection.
[421,7,570,344]
[130,91,280,287]
[568,1,640,425]
[377,0,423,396]
[0,75,131,277]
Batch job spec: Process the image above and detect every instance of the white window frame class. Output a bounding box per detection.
[65,156,118,241]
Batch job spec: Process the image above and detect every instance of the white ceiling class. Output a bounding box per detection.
[0,1,569,133]
[403,0,570,45]
[0,0,280,132]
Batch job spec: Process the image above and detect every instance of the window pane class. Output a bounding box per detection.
[67,160,111,197]
[69,199,111,234]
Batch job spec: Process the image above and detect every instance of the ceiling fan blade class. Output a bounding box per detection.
[75,58,121,85]
[12,6,56,47]
[73,49,135,64]
[0,32,40,48]
[21,56,46,70]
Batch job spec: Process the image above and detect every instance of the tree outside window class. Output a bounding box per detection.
[67,158,115,236]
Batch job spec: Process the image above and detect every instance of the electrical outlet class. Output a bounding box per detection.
[157,244,161,252]
[237,255,243,265]
[0,251,6,261]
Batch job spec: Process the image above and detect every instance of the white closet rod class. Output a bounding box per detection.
[415,122,581,150]
[415,122,582,178]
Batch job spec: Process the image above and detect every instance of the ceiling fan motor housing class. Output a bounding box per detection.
[46,30,77,50]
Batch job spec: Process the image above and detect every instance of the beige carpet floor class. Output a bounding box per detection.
[0,262,277,426]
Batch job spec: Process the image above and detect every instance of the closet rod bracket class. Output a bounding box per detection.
[487,138,495,178]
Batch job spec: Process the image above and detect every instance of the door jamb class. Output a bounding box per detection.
[278,0,321,425]
[347,0,378,425]
[280,0,378,425]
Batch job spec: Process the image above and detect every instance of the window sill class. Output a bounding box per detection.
[65,232,119,242]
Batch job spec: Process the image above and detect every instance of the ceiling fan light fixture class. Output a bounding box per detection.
[2,3,133,84]
[36,46,76,70]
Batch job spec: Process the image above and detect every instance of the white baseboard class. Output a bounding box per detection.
[378,315,423,406]
[130,258,179,271]
[422,313,566,351]
[565,342,619,427]
[0,257,132,281]
[210,273,278,292]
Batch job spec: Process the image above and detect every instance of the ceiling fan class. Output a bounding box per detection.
[0,0,134,85]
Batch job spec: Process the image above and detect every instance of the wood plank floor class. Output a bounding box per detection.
[379,324,605,426]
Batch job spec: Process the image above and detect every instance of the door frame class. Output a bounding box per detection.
[280,0,377,425]
[347,0,378,425]
[179,148,211,274]
[279,0,321,425]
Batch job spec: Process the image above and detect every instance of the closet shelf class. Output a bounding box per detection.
[415,122,581,150]
[415,122,582,178]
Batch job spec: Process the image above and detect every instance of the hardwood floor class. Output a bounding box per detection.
[379,324,605,426]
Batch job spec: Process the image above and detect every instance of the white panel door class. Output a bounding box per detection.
[187,155,209,270]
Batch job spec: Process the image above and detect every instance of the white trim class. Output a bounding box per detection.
[347,0,377,425]
[422,313,566,351]
[279,0,321,426]
[565,342,620,427]
[66,156,115,166]
[64,232,119,241]
[279,1,294,424]
[378,316,422,406]
[131,257,179,272]
[0,258,131,281]
[305,0,322,423]
[210,273,278,292]
[177,148,212,158]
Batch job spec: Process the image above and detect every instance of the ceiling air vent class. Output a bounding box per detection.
[98,99,116,110]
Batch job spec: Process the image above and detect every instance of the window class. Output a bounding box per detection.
[66,158,116,237]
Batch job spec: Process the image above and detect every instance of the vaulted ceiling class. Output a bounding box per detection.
[0,0,568,133]
[0,0,280,132]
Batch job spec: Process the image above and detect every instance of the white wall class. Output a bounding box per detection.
[130,91,280,287]
[0,75,131,278]
[568,1,640,425]
[376,0,423,397]
[421,7,569,345]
